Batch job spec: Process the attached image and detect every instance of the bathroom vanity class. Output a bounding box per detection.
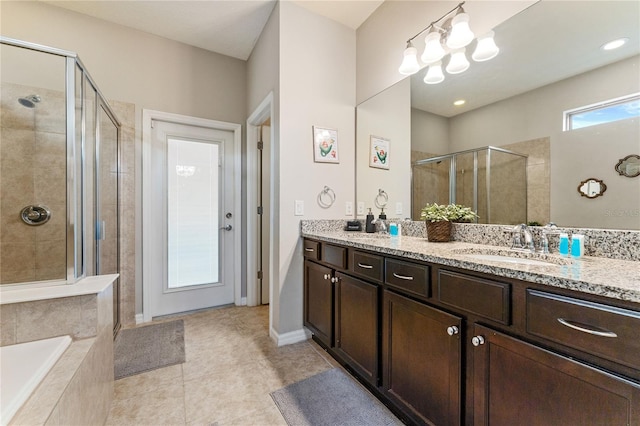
[301,225,640,425]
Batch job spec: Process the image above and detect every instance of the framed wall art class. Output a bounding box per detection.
[369,136,390,170]
[313,126,339,163]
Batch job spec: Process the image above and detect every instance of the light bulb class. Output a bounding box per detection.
[398,44,420,75]
[472,31,499,62]
[423,61,445,84]
[446,48,470,74]
[421,31,446,64]
[446,12,474,49]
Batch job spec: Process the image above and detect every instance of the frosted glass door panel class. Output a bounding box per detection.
[167,138,220,288]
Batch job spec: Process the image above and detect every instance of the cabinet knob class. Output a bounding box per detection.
[324,273,330,280]
[446,326,459,336]
[331,277,339,283]
[471,335,485,347]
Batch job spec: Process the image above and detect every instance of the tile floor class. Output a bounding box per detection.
[105,305,341,425]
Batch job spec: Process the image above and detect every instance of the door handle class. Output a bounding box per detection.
[220,224,232,231]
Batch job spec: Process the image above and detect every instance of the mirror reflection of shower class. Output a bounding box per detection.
[18,94,40,108]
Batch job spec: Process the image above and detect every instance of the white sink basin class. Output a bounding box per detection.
[465,254,558,267]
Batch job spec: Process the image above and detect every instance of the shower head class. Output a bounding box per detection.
[18,95,41,108]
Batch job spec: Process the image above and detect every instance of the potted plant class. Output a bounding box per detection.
[420,203,478,242]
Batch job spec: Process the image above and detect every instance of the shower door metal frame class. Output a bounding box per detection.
[1,36,121,285]
[412,146,528,223]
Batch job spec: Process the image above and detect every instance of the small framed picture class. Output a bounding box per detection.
[369,136,390,170]
[313,126,339,163]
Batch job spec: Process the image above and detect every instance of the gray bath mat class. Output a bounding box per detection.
[270,368,402,426]
[114,319,185,379]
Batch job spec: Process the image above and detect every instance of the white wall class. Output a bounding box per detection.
[276,1,356,334]
[447,56,640,229]
[411,107,449,155]
[356,1,534,103]
[356,78,411,218]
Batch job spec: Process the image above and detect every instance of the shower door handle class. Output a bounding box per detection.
[220,224,232,231]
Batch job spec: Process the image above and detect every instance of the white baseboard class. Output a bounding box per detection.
[135,313,144,325]
[240,297,247,306]
[270,327,311,347]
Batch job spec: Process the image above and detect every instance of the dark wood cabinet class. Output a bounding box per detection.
[334,272,379,386]
[382,289,462,426]
[303,259,333,347]
[472,323,640,425]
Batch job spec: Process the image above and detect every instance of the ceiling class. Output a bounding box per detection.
[41,0,384,60]
[410,1,640,117]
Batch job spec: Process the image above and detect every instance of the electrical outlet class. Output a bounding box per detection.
[345,201,353,216]
[395,202,403,215]
[357,202,365,215]
[294,200,304,216]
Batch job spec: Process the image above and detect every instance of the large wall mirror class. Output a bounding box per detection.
[356,1,640,230]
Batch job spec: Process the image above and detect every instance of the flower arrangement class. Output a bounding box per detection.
[420,203,478,223]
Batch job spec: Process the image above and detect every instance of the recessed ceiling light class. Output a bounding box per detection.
[601,38,628,51]
[453,99,466,106]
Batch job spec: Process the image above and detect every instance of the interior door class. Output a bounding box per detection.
[147,119,235,318]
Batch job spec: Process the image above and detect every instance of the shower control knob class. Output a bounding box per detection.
[446,326,459,336]
[471,335,485,347]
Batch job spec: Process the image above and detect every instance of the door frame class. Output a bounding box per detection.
[141,109,242,322]
[246,93,274,308]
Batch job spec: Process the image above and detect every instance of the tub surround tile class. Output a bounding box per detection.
[301,220,640,303]
[0,303,17,345]
[0,274,118,305]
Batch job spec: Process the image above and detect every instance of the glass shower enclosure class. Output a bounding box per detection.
[412,146,528,225]
[0,36,121,332]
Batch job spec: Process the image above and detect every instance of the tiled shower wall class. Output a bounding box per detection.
[0,82,67,283]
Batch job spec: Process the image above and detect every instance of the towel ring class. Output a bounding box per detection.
[374,189,388,209]
[318,186,336,208]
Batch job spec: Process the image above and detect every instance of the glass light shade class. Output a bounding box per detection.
[446,48,470,74]
[446,12,474,49]
[398,45,420,75]
[421,31,446,64]
[472,31,499,62]
[423,62,445,84]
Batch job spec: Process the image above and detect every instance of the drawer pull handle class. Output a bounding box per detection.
[557,318,618,338]
[393,273,414,281]
[357,263,374,269]
[304,248,315,252]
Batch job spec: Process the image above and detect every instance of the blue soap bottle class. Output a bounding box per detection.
[558,233,569,256]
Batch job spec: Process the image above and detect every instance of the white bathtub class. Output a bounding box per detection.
[0,335,72,426]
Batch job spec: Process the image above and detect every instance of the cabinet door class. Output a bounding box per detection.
[304,260,333,347]
[334,272,378,386]
[382,289,462,426]
[472,324,640,425]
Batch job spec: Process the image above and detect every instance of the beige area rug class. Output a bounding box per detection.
[114,319,185,380]
[270,368,402,426]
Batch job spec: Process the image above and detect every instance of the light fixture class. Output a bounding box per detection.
[397,1,499,84]
[446,48,470,74]
[398,41,420,75]
[472,31,499,62]
[424,61,445,84]
[453,99,466,106]
[601,38,628,51]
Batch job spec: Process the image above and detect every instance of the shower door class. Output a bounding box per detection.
[145,118,236,318]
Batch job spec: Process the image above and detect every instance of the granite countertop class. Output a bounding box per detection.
[301,230,640,305]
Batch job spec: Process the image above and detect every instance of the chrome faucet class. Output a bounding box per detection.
[540,222,560,254]
[511,223,535,252]
[371,218,387,233]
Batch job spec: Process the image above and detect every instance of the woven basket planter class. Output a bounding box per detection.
[426,220,452,242]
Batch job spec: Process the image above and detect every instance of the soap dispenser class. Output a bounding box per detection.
[365,208,375,233]
[378,208,387,220]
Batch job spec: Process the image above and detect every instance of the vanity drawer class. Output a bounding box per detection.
[437,270,510,325]
[303,240,320,261]
[350,250,383,283]
[385,259,430,298]
[527,290,640,370]
[322,243,348,270]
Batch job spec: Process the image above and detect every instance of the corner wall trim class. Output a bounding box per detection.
[135,314,144,325]
[270,327,310,347]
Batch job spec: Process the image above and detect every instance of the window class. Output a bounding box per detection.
[564,93,640,131]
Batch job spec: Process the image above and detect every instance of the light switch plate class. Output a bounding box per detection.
[357,202,365,215]
[294,200,304,216]
[345,201,353,216]
[395,202,403,215]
